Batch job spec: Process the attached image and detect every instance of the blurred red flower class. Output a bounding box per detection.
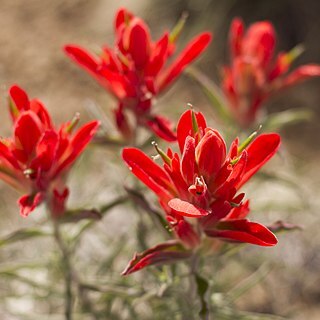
[122,109,280,274]
[0,85,99,217]
[64,8,211,141]
[223,18,320,127]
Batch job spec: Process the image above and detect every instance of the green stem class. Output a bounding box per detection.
[53,220,73,320]
[190,254,210,320]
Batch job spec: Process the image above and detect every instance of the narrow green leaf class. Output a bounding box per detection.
[69,196,128,245]
[0,228,51,247]
[285,44,305,65]
[262,109,312,132]
[125,186,170,236]
[61,208,102,223]
[238,126,261,153]
[227,263,272,302]
[185,66,232,124]
[169,12,188,43]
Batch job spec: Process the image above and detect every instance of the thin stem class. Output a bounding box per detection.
[53,220,73,320]
[189,254,210,320]
[189,253,199,298]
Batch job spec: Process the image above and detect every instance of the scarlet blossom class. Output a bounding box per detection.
[64,8,211,141]
[222,18,320,127]
[122,109,280,274]
[0,85,99,217]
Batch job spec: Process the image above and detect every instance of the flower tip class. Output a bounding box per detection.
[121,269,130,276]
[187,103,193,109]
[63,45,75,54]
[266,232,278,247]
[268,132,281,147]
[181,11,189,20]
[232,17,244,25]
[9,84,22,95]
[202,31,213,42]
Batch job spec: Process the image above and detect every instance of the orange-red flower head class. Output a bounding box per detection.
[122,109,280,274]
[64,8,212,141]
[0,85,99,217]
[223,18,320,127]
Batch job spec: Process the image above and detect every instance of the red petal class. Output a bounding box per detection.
[175,220,200,248]
[145,115,176,142]
[55,120,99,177]
[14,111,43,158]
[196,129,226,181]
[30,99,53,129]
[215,151,247,199]
[126,19,151,69]
[122,240,191,275]
[0,141,21,170]
[114,8,134,32]
[237,133,280,189]
[181,136,195,185]
[122,148,174,200]
[243,21,276,68]
[98,68,134,99]
[30,130,59,172]
[279,64,320,89]
[200,200,232,230]
[268,52,291,81]
[168,198,209,217]
[64,45,99,74]
[225,199,250,220]
[228,137,239,160]
[18,192,44,217]
[229,18,244,58]
[9,85,30,119]
[146,33,169,76]
[158,32,212,92]
[206,219,278,246]
[164,154,189,199]
[50,187,69,218]
[176,110,207,153]
[114,105,132,139]
[65,45,132,99]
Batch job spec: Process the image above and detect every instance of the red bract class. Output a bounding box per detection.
[223,18,320,127]
[0,85,99,217]
[122,109,280,274]
[64,8,211,141]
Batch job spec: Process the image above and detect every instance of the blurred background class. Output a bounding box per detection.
[0,0,319,319]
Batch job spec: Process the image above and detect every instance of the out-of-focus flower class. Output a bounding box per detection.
[64,8,211,141]
[0,85,99,217]
[222,18,320,127]
[122,109,280,274]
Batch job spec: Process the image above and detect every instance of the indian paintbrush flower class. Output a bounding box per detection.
[222,18,320,127]
[122,109,280,274]
[0,85,99,217]
[64,8,211,141]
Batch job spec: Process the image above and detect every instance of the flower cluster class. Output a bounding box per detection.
[0,6,306,281]
[223,18,320,127]
[122,109,280,274]
[65,8,211,141]
[0,85,99,217]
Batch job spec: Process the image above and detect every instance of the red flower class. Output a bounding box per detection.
[122,109,280,274]
[0,85,99,217]
[64,8,211,141]
[222,18,320,127]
